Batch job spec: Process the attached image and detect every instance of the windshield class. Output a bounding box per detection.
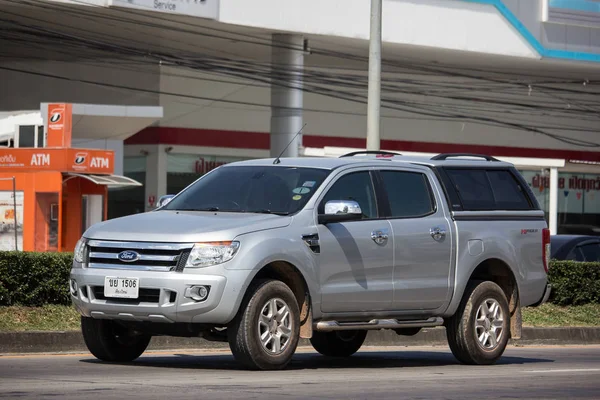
[163,165,330,215]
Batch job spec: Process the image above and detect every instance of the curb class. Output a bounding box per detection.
[2,327,600,354]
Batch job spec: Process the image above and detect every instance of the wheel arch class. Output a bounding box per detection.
[249,260,314,339]
[466,258,522,339]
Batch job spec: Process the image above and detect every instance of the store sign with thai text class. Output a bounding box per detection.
[521,170,600,214]
[166,154,249,174]
[195,157,228,174]
[111,0,219,19]
[530,173,600,192]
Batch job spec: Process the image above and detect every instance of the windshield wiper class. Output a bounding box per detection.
[246,209,290,216]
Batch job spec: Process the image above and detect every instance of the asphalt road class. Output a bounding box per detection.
[1,345,600,399]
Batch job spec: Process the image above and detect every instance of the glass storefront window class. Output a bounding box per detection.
[167,154,252,196]
[519,170,600,234]
[107,156,146,219]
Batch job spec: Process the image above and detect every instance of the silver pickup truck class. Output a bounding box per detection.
[70,151,551,370]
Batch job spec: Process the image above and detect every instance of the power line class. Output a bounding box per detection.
[2,64,598,148]
[1,0,599,146]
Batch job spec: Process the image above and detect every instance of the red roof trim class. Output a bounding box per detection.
[125,127,600,162]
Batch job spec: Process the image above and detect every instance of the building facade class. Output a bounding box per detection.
[1,0,600,238]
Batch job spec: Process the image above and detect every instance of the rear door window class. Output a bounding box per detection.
[380,170,435,218]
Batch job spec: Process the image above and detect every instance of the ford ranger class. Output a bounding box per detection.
[70,151,551,370]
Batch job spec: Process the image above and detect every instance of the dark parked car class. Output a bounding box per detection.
[551,235,600,262]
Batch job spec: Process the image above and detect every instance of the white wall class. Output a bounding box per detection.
[219,0,538,59]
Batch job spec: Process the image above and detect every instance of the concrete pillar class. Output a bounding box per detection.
[144,144,167,211]
[270,34,304,158]
[549,167,559,235]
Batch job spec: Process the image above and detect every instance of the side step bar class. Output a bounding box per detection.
[315,317,444,332]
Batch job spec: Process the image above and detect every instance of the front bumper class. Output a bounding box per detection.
[69,266,250,325]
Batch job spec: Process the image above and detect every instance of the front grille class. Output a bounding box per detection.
[86,240,193,272]
[92,286,161,303]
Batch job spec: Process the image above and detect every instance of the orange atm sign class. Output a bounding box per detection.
[47,103,73,148]
[0,148,114,174]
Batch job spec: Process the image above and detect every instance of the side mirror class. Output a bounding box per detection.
[318,200,363,224]
[156,195,175,208]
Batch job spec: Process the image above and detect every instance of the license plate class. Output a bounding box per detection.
[104,276,139,299]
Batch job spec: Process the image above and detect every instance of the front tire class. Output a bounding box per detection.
[81,317,151,362]
[310,330,367,357]
[227,279,300,370]
[446,280,510,365]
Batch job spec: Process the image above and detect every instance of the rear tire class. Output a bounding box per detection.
[227,279,300,370]
[81,317,151,362]
[310,330,367,357]
[446,280,510,365]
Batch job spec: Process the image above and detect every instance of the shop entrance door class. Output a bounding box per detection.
[35,192,59,252]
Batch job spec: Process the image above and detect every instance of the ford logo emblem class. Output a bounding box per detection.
[118,250,140,263]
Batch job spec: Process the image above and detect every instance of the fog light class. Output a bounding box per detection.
[70,279,78,296]
[185,285,210,302]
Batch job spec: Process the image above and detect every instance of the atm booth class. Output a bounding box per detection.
[0,103,144,252]
[0,149,141,252]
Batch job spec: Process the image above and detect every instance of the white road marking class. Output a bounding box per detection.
[526,368,600,374]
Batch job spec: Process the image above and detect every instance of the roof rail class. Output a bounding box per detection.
[431,153,499,162]
[339,150,402,158]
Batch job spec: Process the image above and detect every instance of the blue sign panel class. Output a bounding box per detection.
[549,0,600,13]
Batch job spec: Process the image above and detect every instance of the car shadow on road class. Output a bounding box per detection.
[79,349,554,371]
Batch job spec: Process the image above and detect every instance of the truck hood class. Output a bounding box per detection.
[83,210,292,243]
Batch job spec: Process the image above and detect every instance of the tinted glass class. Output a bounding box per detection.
[446,169,533,211]
[37,126,44,147]
[164,166,329,215]
[381,171,434,218]
[487,170,531,210]
[446,169,495,210]
[18,125,36,147]
[579,243,600,262]
[320,172,377,219]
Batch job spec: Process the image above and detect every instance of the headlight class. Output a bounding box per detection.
[74,238,88,264]
[186,241,240,268]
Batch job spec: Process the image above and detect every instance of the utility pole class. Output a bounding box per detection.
[366,0,382,151]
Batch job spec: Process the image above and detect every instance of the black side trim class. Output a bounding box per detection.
[371,170,392,217]
[453,215,546,221]
[510,166,541,210]
[432,167,464,211]
[302,233,320,254]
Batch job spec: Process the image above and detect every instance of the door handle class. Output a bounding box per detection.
[430,226,446,241]
[371,229,389,245]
